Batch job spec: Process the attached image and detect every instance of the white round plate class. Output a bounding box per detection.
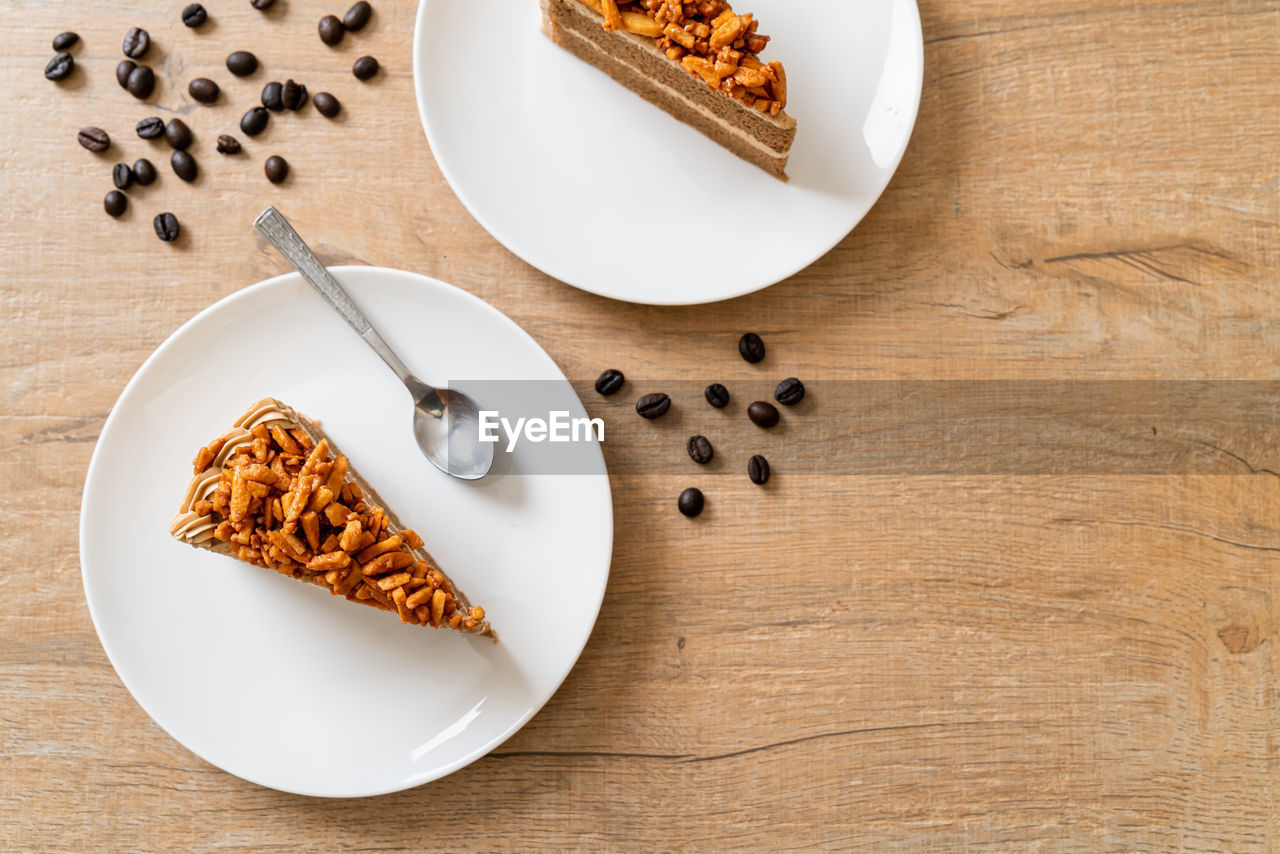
[413,0,923,305]
[80,267,612,797]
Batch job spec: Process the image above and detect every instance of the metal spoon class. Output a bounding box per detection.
[254,206,494,481]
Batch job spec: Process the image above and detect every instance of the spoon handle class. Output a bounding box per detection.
[254,206,416,387]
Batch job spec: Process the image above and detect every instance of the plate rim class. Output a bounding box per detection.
[78,265,613,797]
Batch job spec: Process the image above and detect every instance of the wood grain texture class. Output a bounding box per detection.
[3,0,1279,850]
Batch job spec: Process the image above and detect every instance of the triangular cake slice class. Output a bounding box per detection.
[541,0,796,178]
[170,398,493,638]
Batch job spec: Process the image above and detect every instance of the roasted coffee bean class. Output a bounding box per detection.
[136,116,164,139]
[181,3,208,27]
[188,77,219,103]
[636,392,671,419]
[53,31,79,50]
[132,158,157,185]
[261,80,284,110]
[45,52,74,81]
[344,0,372,30]
[595,369,625,396]
[312,91,341,117]
[352,55,379,80]
[747,400,780,428]
[687,435,714,465]
[164,118,193,150]
[103,190,127,218]
[116,59,136,87]
[281,78,307,110]
[251,0,275,9]
[747,454,770,485]
[240,106,269,136]
[122,27,150,59]
[704,383,730,408]
[112,162,134,190]
[774,377,805,406]
[216,134,242,154]
[226,50,258,76]
[678,487,704,518]
[739,332,766,363]
[264,155,289,183]
[126,64,155,98]
[318,15,345,45]
[77,126,110,152]
[171,149,198,182]
[154,212,180,242]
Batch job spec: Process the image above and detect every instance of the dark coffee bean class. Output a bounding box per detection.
[344,0,372,30]
[747,454,770,485]
[112,162,134,190]
[77,127,110,152]
[704,383,730,408]
[739,332,766,363]
[181,4,208,27]
[318,15,345,45]
[312,91,341,117]
[45,52,74,81]
[774,377,805,406]
[251,0,275,9]
[352,55,379,80]
[171,149,198,182]
[281,78,307,110]
[216,134,242,154]
[636,392,671,419]
[126,64,155,98]
[687,435,714,465]
[678,488,704,518]
[103,191,127,218]
[136,116,164,139]
[188,77,219,103]
[116,59,136,87]
[240,106,269,136]
[264,155,289,184]
[154,212,180,242]
[747,400,780,428]
[53,31,79,51]
[226,50,258,76]
[122,27,150,59]
[164,118,193,150]
[261,80,283,110]
[595,369,624,396]
[132,158,157,185]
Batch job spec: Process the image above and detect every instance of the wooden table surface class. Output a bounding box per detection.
[4,0,1279,850]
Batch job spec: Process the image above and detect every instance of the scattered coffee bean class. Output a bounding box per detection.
[687,435,714,465]
[240,106,269,136]
[705,383,730,408]
[171,149,198,182]
[52,31,79,51]
[595,369,625,396]
[678,487,704,518]
[352,55,379,80]
[122,27,150,59]
[216,134,242,154]
[318,15,345,45]
[126,64,155,98]
[103,191,127,218]
[112,163,134,190]
[133,158,157,185]
[154,212,180,242]
[45,52,74,81]
[188,77,219,103]
[181,3,208,27]
[281,78,307,110]
[77,126,110,153]
[774,377,805,406]
[313,91,341,117]
[636,392,671,419]
[344,0,372,30]
[226,50,258,76]
[164,118,193,150]
[115,59,136,88]
[251,0,275,9]
[136,116,164,139]
[264,155,289,183]
[739,332,766,363]
[261,80,284,110]
[747,454,770,485]
[747,400,780,428]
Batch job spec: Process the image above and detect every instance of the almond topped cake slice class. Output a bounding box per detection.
[541,0,796,177]
[170,398,493,638]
